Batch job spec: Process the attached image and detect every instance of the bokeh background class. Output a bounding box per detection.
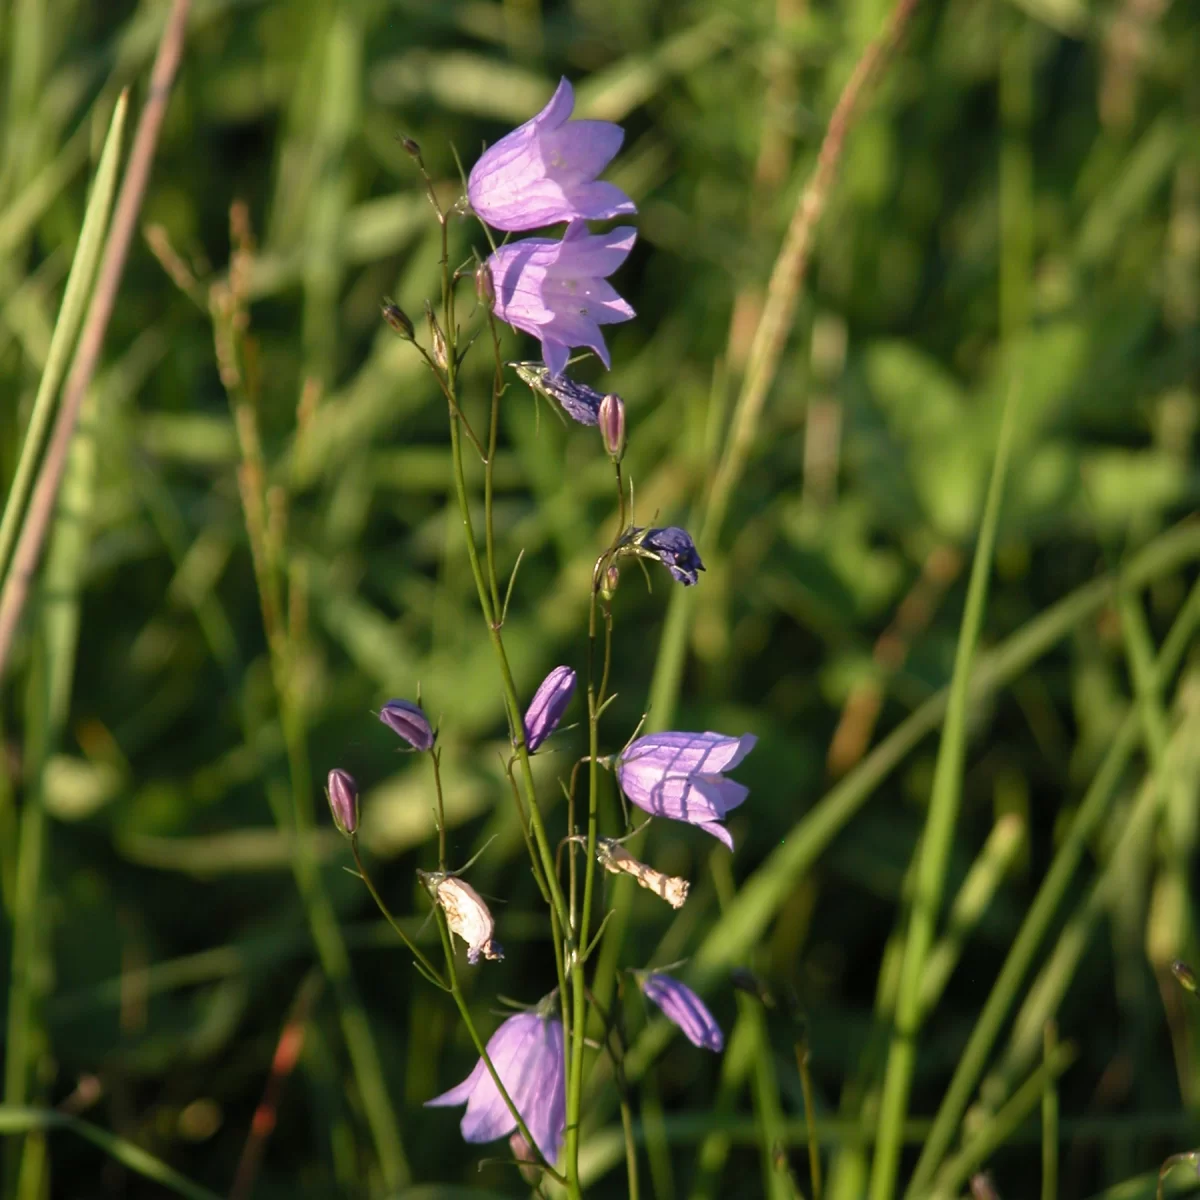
[2,0,1200,1197]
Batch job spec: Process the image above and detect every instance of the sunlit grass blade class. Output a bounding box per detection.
[0,91,127,584]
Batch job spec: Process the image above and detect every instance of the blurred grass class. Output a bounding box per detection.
[1,0,1200,1197]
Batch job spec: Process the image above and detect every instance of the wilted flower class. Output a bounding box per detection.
[467,77,636,233]
[326,768,359,836]
[523,665,576,752]
[425,1009,566,1165]
[512,362,604,425]
[595,837,688,908]
[378,699,435,751]
[639,972,724,1052]
[598,393,626,460]
[421,873,503,964]
[635,526,704,586]
[615,731,757,850]
[488,220,636,378]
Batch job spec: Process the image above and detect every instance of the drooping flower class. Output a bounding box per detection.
[635,526,705,586]
[639,972,724,1052]
[523,665,576,752]
[595,837,689,909]
[326,768,359,836]
[512,362,604,425]
[420,872,504,964]
[378,699,435,751]
[615,731,757,850]
[425,1010,566,1165]
[468,78,636,232]
[488,220,636,377]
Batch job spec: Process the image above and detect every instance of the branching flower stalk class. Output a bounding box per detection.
[329,84,755,1194]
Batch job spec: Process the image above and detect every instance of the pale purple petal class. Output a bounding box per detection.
[692,775,749,816]
[425,1057,487,1108]
[623,732,757,777]
[641,974,724,1052]
[616,766,727,824]
[696,819,735,850]
[511,1018,566,1163]
[523,666,577,752]
[467,79,635,232]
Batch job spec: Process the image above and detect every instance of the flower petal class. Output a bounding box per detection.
[641,974,724,1051]
[425,1057,486,1108]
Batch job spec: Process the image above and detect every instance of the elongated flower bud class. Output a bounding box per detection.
[598,393,625,461]
[421,873,504,964]
[639,972,723,1051]
[425,301,448,370]
[595,837,688,908]
[326,768,359,836]
[379,699,435,751]
[475,262,495,309]
[381,299,414,340]
[523,666,576,752]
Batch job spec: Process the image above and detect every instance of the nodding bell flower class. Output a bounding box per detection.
[426,1007,566,1165]
[467,77,636,233]
[326,768,359,836]
[632,526,705,586]
[420,873,504,964]
[523,665,576,752]
[512,362,605,426]
[638,972,724,1052]
[615,731,757,850]
[598,393,626,461]
[487,219,636,378]
[378,699,435,751]
[595,837,688,908]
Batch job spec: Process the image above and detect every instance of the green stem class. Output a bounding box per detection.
[869,374,1021,1200]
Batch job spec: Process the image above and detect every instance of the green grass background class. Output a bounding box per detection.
[1,0,1200,1197]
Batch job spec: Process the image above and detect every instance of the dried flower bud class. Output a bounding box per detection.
[595,837,688,908]
[421,873,504,964]
[1173,959,1198,993]
[475,261,495,309]
[598,393,625,461]
[381,299,414,340]
[398,135,422,161]
[327,769,359,836]
[378,699,435,751]
[425,301,448,370]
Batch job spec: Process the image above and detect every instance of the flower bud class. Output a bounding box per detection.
[378,699,435,751]
[598,393,625,461]
[425,301,448,370]
[522,665,576,752]
[327,768,359,836]
[600,563,620,601]
[381,299,414,340]
[1173,959,1199,993]
[475,261,495,310]
[398,135,422,161]
[509,1131,539,1183]
[421,873,504,964]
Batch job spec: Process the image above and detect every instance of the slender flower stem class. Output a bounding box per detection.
[350,841,444,985]
[430,750,447,872]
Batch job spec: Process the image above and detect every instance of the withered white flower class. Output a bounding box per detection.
[423,874,504,964]
[595,837,689,909]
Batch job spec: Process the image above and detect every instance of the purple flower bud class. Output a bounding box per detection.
[467,78,636,233]
[426,1009,566,1165]
[398,135,422,161]
[636,526,705,586]
[522,666,576,752]
[381,299,414,340]
[326,768,359,836]
[598,393,625,460]
[600,563,620,601]
[640,973,724,1052]
[378,699,435,751]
